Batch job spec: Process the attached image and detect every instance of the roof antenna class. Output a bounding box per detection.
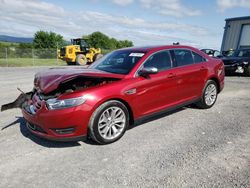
[173,42,180,45]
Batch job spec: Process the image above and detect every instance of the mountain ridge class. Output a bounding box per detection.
[0,35,33,43]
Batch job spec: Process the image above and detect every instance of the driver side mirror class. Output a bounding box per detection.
[138,67,158,78]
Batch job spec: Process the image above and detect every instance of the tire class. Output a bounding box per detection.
[76,54,87,65]
[196,80,218,109]
[244,66,250,76]
[93,53,103,62]
[66,62,75,65]
[88,100,129,144]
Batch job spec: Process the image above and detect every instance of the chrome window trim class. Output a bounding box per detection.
[134,49,173,77]
[172,48,208,67]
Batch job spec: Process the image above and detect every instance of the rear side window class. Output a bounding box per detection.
[192,51,206,63]
[143,51,172,71]
[173,49,194,66]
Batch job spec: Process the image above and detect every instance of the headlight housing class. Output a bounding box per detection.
[46,96,86,110]
[243,61,249,65]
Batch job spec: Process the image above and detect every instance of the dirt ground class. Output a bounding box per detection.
[0,67,249,188]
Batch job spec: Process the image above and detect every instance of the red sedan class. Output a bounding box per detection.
[1,45,225,144]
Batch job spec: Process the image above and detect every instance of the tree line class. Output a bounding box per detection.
[13,31,133,50]
[0,31,133,58]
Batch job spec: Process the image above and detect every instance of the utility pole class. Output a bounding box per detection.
[56,42,58,66]
[5,48,8,67]
[32,49,34,66]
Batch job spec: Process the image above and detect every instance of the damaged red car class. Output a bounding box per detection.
[1,45,224,144]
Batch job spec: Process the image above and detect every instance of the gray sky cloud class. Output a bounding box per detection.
[217,0,250,11]
[0,0,219,48]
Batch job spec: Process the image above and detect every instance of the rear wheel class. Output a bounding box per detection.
[88,100,129,144]
[76,54,87,65]
[93,53,103,62]
[196,80,218,109]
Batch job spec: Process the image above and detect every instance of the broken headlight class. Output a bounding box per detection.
[46,96,86,110]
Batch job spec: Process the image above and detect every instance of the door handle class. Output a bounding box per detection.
[167,73,176,78]
[200,66,206,70]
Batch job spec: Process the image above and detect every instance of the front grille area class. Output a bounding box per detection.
[31,93,42,113]
[26,122,47,134]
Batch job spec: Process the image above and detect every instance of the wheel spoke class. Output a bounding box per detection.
[204,83,217,106]
[115,110,122,118]
[111,126,118,134]
[114,116,125,124]
[108,127,112,137]
[99,122,107,129]
[99,115,108,124]
[114,123,124,128]
[97,106,126,140]
[100,125,109,135]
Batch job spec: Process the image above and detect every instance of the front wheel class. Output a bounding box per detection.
[196,80,218,109]
[244,66,250,76]
[88,100,129,144]
[76,54,87,65]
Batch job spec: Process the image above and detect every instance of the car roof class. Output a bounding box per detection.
[117,45,198,53]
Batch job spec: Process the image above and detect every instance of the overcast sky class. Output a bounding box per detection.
[0,0,250,49]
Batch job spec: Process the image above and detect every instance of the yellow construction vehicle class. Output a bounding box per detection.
[58,38,103,65]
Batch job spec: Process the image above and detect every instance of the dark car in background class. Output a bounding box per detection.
[201,49,222,58]
[221,48,250,76]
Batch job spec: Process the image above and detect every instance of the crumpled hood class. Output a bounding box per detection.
[34,67,124,94]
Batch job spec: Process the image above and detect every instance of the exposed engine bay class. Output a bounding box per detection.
[1,76,119,112]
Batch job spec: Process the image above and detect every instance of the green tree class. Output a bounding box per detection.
[33,31,64,49]
[84,31,133,50]
[19,42,33,49]
[87,31,112,49]
[117,40,133,48]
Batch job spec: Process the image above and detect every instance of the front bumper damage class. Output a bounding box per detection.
[1,89,33,112]
[1,89,88,142]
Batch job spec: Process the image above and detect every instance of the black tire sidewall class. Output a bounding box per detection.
[93,53,103,62]
[89,100,129,144]
[244,66,250,76]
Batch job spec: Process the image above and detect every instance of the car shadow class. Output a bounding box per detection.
[128,106,195,130]
[1,116,81,148]
[225,72,248,77]
[1,105,197,147]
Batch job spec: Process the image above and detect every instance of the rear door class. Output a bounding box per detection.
[171,49,208,102]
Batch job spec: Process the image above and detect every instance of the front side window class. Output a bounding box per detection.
[173,49,194,66]
[214,51,221,57]
[90,50,145,74]
[143,51,172,71]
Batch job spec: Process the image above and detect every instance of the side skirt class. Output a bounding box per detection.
[133,98,200,125]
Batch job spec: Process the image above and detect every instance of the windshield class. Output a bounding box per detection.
[90,50,146,74]
[234,49,250,57]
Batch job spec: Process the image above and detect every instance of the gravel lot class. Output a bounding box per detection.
[0,67,249,188]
